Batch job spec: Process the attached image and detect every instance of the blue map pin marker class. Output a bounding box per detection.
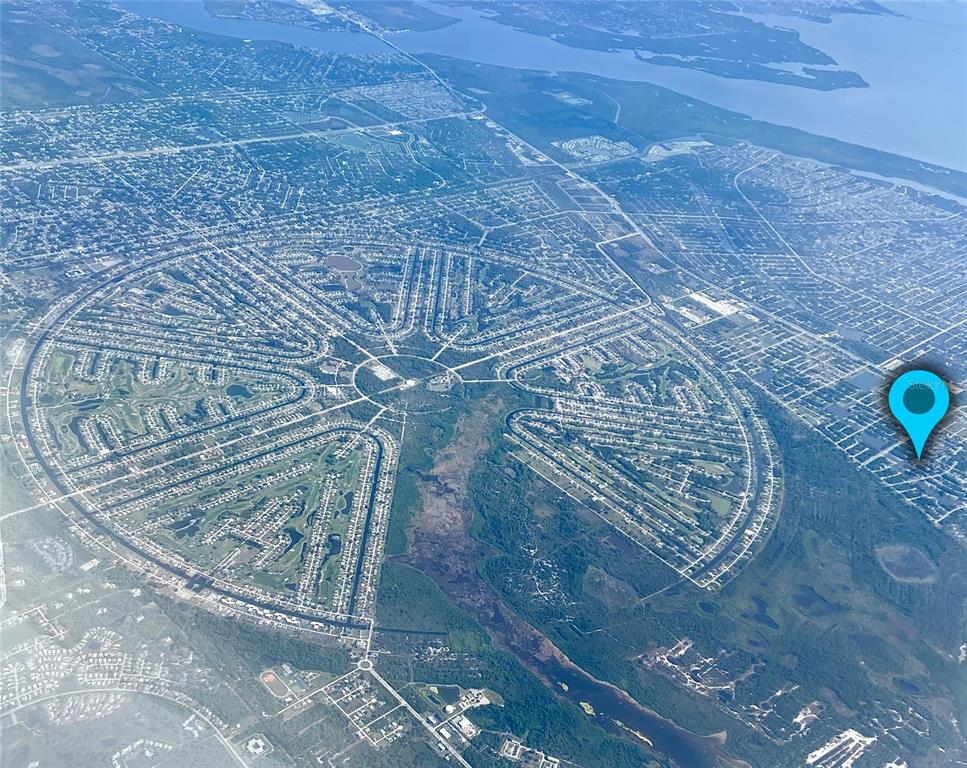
[888,369,950,460]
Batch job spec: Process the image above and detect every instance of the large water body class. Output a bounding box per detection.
[393,1,967,172]
[123,1,965,170]
[118,0,388,53]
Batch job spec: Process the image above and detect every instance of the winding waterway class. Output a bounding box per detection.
[522,637,729,767]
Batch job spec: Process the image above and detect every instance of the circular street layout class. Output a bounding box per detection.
[16,239,780,635]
